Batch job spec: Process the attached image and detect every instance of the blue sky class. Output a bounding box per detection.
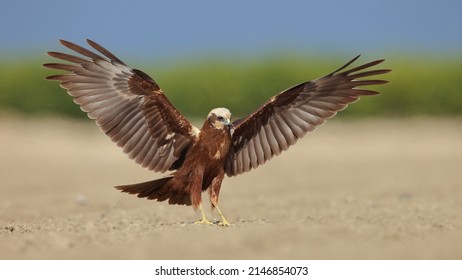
[1,0,461,60]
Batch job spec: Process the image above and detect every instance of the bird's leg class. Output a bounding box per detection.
[209,175,233,226]
[190,168,212,225]
[194,203,213,225]
[213,204,233,227]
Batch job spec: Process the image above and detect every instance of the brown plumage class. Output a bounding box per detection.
[44,39,390,226]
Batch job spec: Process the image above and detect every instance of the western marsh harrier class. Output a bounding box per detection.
[44,39,390,226]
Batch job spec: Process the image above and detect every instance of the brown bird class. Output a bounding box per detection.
[44,39,390,226]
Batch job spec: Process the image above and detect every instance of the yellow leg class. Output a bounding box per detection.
[194,204,213,225]
[215,205,233,227]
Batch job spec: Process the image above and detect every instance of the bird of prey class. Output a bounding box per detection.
[44,39,390,226]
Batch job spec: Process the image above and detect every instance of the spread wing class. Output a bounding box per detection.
[225,55,390,176]
[44,39,200,173]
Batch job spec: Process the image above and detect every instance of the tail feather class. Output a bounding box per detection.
[169,190,187,205]
[114,176,191,206]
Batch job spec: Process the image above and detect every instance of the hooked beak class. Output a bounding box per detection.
[224,119,231,129]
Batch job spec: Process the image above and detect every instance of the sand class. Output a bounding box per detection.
[1,116,461,259]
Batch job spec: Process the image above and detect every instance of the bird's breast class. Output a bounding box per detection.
[196,128,231,162]
[181,127,230,166]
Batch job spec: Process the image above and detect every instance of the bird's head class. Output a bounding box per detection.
[207,108,232,130]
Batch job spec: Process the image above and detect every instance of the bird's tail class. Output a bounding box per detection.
[115,176,191,206]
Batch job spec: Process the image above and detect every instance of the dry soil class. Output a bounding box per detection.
[1,117,461,259]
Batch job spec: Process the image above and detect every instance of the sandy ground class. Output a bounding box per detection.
[0,116,461,259]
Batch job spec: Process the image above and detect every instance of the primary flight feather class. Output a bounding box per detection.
[44,39,390,226]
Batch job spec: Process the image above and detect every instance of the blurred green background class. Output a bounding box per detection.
[1,55,461,119]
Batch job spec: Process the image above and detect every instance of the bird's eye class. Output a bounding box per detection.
[217,116,224,121]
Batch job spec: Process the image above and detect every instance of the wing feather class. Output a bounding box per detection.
[264,123,280,155]
[252,134,265,166]
[269,119,288,151]
[280,111,305,138]
[258,124,273,160]
[226,56,390,176]
[44,39,199,172]
[131,129,152,163]
[120,116,146,151]
[274,115,296,145]
[101,100,140,134]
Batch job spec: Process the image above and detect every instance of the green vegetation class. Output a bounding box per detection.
[1,55,461,119]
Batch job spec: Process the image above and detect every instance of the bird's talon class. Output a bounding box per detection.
[218,220,234,227]
[194,219,214,225]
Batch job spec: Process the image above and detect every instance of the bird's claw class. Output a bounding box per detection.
[217,219,234,227]
[194,218,214,225]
